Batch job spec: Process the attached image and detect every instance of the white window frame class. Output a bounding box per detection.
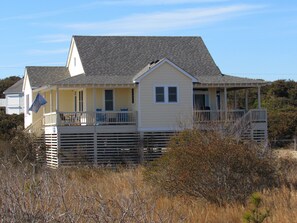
[154,85,179,104]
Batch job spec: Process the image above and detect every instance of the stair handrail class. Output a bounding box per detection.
[24,116,44,136]
[231,109,267,139]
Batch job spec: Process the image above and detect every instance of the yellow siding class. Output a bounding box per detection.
[114,88,132,111]
[59,90,74,112]
[139,62,193,130]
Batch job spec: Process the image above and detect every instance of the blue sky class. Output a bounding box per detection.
[0,0,296,81]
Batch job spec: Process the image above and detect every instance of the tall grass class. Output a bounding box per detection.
[1,164,297,222]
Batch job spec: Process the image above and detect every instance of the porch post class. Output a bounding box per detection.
[56,87,59,112]
[93,87,96,111]
[50,89,53,113]
[257,86,261,109]
[234,90,237,109]
[224,87,228,120]
[93,87,96,124]
[245,89,249,111]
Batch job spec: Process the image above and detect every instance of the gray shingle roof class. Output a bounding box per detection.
[26,36,267,87]
[73,36,222,81]
[54,74,133,85]
[4,79,24,94]
[26,66,70,88]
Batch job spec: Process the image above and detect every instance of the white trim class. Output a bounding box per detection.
[193,90,210,108]
[137,83,141,129]
[133,58,198,83]
[154,85,179,104]
[66,37,75,68]
[138,127,180,132]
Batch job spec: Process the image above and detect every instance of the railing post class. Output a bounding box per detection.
[257,86,261,109]
[56,111,60,126]
[224,87,228,121]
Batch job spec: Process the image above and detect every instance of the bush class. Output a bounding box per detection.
[0,113,24,140]
[0,130,38,165]
[145,130,279,205]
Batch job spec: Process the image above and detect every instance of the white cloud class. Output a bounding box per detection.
[88,0,229,6]
[64,4,263,34]
[37,34,71,43]
[27,48,69,56]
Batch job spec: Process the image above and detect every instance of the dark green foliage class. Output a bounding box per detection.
[262,80,297,141]
[0,130,37,165]
[145,130,279,205]
[0,113,24,140]
[0,76,21,98]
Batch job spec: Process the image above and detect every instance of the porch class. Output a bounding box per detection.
[193,109,267,123]
[44,111,137,126]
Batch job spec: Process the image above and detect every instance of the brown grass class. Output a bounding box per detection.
[1,163,297,222]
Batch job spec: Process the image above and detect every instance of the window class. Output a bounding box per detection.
[155,87,165,103]
[131,89,134,104]
[78,90,83,111]
[155,86,178,103]
[74,57,76,67]
[168,87,177,102]
[105,90,114,111]
[74,92,77,112]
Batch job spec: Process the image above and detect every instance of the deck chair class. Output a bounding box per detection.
[117,108,128,123]
[96,108,106,125]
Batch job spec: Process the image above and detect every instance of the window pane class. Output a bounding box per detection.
[105,90,113,111]
[168,87,177,102]
[105,90,113,100]
[131,89,134,104]
[79,91,83,111]
[105,101,113,111]
[155,87,164,102]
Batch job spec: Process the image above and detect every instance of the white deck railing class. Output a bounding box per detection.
[193,110,246,123]
[44,111,137,126]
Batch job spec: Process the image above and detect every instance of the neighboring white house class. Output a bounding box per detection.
[0,98,5,112]
[23,36,268,168]
[3,79,24,115]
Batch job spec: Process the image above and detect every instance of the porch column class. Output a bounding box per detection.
[245,89,249,111]
[50,89,53,113]
[224,87,228,120]
[93,87,96,111]
[234,90,237,109]
[56,87,59,112]
[257,86,261,109]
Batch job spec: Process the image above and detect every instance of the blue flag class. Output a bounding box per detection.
[29,93,47,113]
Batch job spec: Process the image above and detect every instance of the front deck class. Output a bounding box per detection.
[44,111,137,127]
[30,109,267,168]
[30,109,268,130]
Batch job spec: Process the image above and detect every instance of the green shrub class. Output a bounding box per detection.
[243,192,269,223]
[145,130,279,205]
[0,130,38,165]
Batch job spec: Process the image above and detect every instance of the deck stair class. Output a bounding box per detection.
[231,109,267,143]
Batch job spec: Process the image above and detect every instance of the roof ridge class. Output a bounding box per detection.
[73,35,201,38]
